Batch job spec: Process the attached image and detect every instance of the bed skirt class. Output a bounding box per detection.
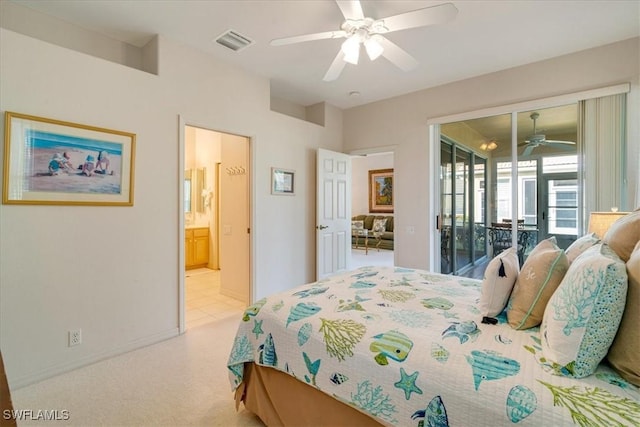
[235,363,385,427]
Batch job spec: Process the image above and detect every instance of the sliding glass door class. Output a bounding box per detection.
[439,105,579,273]
[440,138,486,275]
[436,91,628,274]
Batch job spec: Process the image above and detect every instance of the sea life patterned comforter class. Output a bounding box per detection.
[227,266,640,426]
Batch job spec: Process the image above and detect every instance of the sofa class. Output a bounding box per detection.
[351,215,394,250]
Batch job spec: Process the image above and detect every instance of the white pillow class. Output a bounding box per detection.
[479,247,519,318]
[372,218,387,233]
[540,243,628,378]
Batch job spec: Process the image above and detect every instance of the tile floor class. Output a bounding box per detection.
[185,268,246,329]
[186,250,394,330]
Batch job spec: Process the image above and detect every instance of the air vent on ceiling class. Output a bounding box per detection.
[215,30,253,52]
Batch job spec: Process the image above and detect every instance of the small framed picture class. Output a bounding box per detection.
[271,167,295,195]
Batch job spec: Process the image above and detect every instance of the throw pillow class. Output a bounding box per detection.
[479,247,519,319]
[565,232,600,263]
[372,218,387,233]
[607,240,640,386]
[603,209,640,262]
[351,220,364,231]
[506,237,569,330]
[540,243,628,378]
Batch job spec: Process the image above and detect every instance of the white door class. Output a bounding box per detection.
[316,149,351,279]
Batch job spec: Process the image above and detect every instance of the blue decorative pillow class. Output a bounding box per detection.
[540,243,628,378]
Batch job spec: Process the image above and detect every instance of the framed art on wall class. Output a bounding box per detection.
[2,111,136,206]
[271,167,294,195]
[369,168,393,213]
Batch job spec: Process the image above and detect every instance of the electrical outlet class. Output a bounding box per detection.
[69,329,82,347]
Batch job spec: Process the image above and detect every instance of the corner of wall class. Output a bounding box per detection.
[142,35,159,75]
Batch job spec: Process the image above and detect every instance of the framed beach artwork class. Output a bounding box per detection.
[369,168,393,213]
[271,167,294,195]
[2,112,135,206]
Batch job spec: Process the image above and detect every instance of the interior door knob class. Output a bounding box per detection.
[316,225,328,230]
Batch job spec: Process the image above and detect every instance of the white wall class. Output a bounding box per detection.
[0,28,343,387]
[351,154,394,216]
[343,37,640,270]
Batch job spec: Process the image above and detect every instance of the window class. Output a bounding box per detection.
[522,179,537,225]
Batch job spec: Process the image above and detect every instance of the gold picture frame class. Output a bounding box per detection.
[3,111,135,206]
[369,168,393,213]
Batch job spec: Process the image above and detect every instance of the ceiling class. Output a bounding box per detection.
[10,0,640,110]
[442,103,579,155]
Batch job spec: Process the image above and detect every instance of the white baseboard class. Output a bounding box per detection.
[10,327,180,390]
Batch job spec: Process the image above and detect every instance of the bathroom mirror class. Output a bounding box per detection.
[184,169,193,213]
[195,167,206,213]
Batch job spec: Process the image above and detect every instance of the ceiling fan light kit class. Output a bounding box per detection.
[364,35,384,61]
[341,36,361,64]
[480,140,498,151]
[270,1,458,82]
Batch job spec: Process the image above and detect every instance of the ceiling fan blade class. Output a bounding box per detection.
[378,2,458,33]
[522,145,536,157]
[336,0,364,20]
[377,36,418,71]
[323,51,348,82]
[270,30,347,46]
[545,139,575,145]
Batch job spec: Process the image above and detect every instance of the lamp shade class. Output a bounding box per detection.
[587,211,628,239]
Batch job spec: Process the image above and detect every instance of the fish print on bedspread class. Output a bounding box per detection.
[292,286,329,298]
[297,322,312,346]
[286,302,321,327]
[441,321,481,344]
[370,330,413,366]
[465,350,520,391]
[506,385,537,423]
[411,395,449,427]
[421,297,454,310]
[242,297,266,321]
[430,343,450,363]
[258,333,277,367]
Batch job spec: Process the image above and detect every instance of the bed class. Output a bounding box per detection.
[227,261,639,426]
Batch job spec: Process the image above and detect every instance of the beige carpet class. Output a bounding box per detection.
[11,314,264,426]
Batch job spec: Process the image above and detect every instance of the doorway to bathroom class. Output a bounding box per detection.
[182,125,251,330]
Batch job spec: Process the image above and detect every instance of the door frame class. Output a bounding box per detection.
[347,145,397,269]
[178,115,254,334]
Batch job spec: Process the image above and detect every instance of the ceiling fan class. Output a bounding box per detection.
[519,112,576,156]
[270,0,458,81]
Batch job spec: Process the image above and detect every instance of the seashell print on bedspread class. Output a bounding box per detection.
[227,266,640,426]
